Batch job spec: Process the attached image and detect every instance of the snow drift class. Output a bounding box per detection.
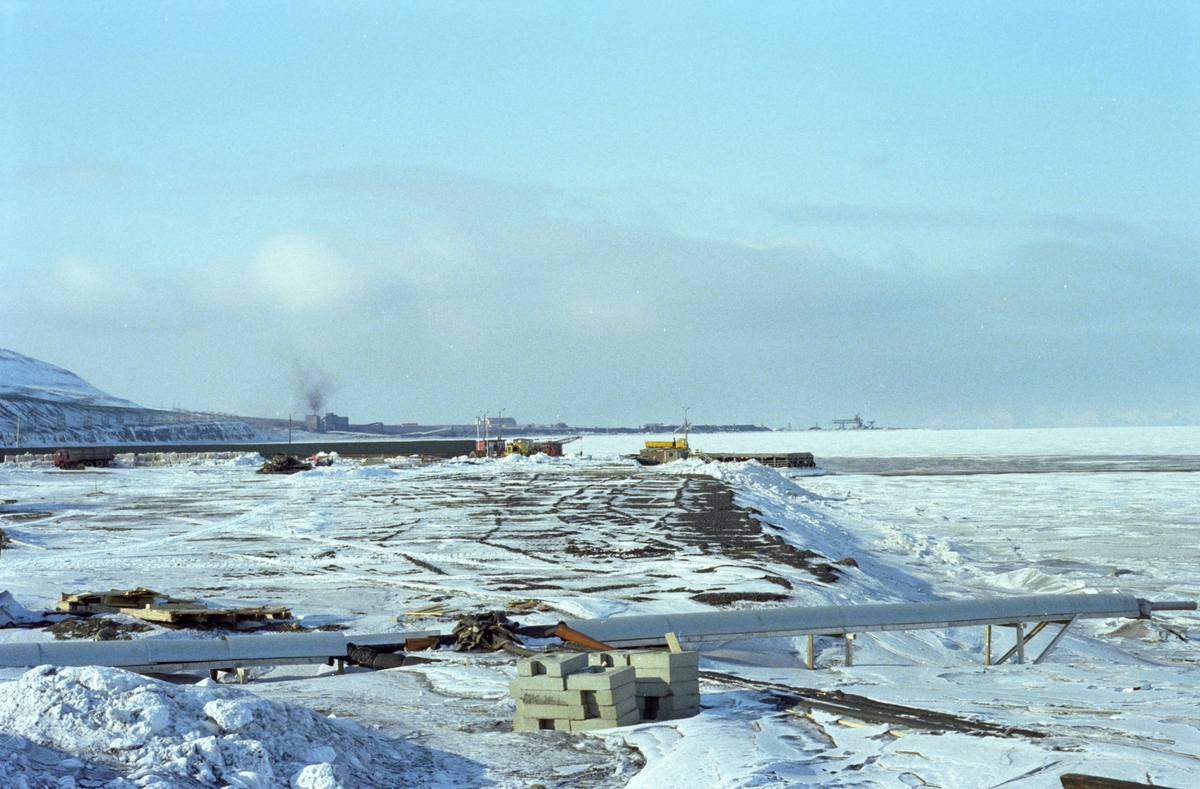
[0,665,441,789]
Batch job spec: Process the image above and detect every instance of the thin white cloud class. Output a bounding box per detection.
[40,257,151,313]
[251,235,352,312]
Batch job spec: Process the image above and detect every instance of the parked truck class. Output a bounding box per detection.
[53,447,116,469]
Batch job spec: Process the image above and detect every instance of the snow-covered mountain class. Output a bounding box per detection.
[0,349,272,448]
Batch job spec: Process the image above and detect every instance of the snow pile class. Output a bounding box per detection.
[0,666,437,789]
[0,590,41,626]
[980,567,1091,595]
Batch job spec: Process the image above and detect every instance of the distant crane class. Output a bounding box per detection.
[832,414,875,430]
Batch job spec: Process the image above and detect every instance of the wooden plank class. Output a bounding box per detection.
[56,588,291,626]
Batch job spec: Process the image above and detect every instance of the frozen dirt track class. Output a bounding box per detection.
[0,459,847,627]
[2,437,1200,788]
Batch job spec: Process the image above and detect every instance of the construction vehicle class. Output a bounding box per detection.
[53,447,116,469]
[504,436,581,457]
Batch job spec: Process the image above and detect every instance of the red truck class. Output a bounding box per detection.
[53,448,116,469]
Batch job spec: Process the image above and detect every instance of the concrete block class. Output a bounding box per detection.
[564,665,636,691]
[581,694,637,720]
[514,715,570,731]
[635,678,673,697]
[569,708,641,731]
[512,684,634,708]
[510,675,567,692]
[516,700,587,720]
[587,651,632,668]
[637,694,699,721]
[583,683,635,708]
[657,692,700,711]
[516,690,579,707]
[518,652,589,677]
[628,650,700,670]
[636,674,698,694]
[632,664,699,684]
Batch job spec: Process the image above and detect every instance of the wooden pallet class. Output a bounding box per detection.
[56,588,291,627]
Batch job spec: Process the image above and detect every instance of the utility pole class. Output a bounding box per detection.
[288,414,293,444]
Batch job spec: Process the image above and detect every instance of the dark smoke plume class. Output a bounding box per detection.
[293,364,336,414]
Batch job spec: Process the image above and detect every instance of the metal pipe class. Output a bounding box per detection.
[1147,601,1197,611]
[0,629,437,671]
[560,593,1150,648]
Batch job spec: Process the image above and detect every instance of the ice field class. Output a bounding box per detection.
[1,426,1197,787]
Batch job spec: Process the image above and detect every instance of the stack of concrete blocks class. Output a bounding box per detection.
[589,650,700,722]
[511,652,640,731]
[511,649,701,732]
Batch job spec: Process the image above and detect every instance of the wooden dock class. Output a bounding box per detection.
[696,452,816,468]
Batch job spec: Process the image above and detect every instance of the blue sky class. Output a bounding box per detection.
[1,2,1197,427]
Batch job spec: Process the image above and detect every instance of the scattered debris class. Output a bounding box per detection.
[403,601,455,619]
[689,591,789,607]
[46,616,152,641]
[834,557,859,568]
[504,599,554,612]
[346,642,408,669]
[453,611,525,653]
[56,588,292,628]
[264,620,346,633]
[256,454,313,475]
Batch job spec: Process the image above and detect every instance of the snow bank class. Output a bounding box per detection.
[0,666,436,789]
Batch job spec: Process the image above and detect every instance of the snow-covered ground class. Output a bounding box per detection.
[1,427,1197,787]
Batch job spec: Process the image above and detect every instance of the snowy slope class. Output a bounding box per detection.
[0,348,270,447]
[0,349,139,408]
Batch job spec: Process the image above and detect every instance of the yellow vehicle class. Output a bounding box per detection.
[505,438,538,456]
[636,437,690,465]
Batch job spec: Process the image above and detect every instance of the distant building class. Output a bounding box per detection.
[323,412,350,431]
[305,414,322,432]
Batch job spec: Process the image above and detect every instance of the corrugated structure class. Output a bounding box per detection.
[3,439,477,459]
